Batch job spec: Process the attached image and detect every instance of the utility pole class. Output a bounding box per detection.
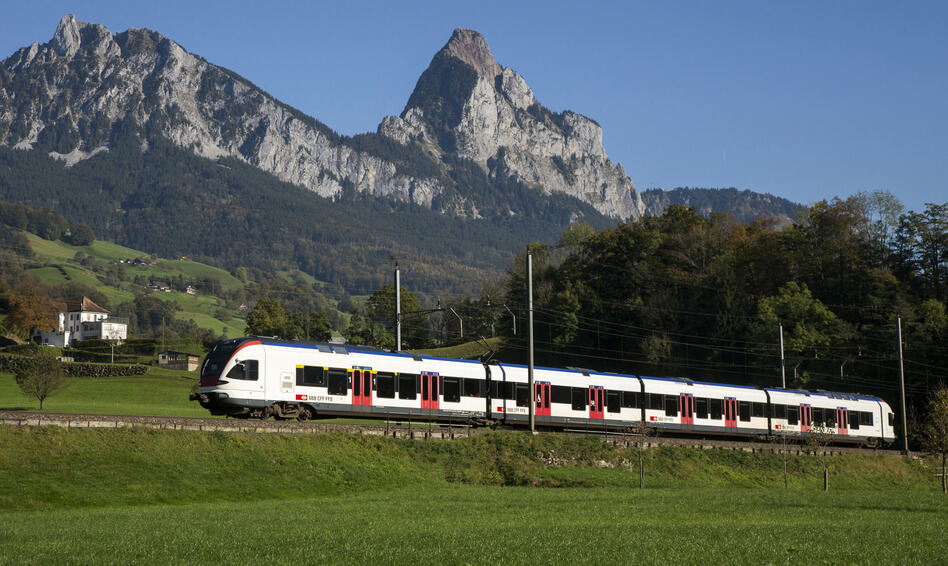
[395,261,401,352]
[779,324,786,389]
[898,317,908,453]
[528,250,535,433]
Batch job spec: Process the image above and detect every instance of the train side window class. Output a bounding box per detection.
[888,413,894,427]
[443,378,461,403]
[773,404,786,419]
[398,374,417,400]
[327,368,347,396]
[246,360,258,381]
[695,398,708,419]
[571,388,587,411]
[621,391,638,409]
[607,391,621,413]
[296,365,326,387]
[462,378,484,397]
[752,402,765,418]
[648,394,664,411]
[787,407,799,425]
[665,396,678,417]
[515,384,529,407]
[551,385,571,404]
[709,398,723,420]
[501,382,515,400]
[489,381,500,398]
[849,411,860,430]
[860,411,873,426]
[825,410,836,427]
[376,372,396,399]
[738,402,751,422]
[812,408,824,426]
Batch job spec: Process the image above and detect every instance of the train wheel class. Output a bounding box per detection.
[298,407,313,421]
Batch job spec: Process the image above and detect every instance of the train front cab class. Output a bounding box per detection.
[192,337,267,417]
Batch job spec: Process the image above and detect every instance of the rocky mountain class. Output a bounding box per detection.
[0,15,800,298]
[0,16,642,222]
[380,29,644,220]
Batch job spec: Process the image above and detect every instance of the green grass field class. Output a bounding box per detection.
[0,369,206,416]
[1,487,944,565]
[0,427,944,565]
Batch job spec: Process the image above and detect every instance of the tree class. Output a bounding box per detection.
[343,308,394,349]
[2,282,58,340]
[365,284,430,349]
[627,420,655,489]
[15,356,68,410]
[245,297,288,338]
[804,423,835,491]
[288,310,332,341]
[66,223,95,246]
[756,282,850,385]
[917,386,948,494]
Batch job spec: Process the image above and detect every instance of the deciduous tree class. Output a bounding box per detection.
[2,282,58,340]
[15,356,67,410]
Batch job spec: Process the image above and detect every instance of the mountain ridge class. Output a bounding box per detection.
[0,15,800,297]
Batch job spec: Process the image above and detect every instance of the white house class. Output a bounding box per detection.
[33,296,128,348]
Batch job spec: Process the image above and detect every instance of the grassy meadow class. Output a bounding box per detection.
[0,426,945,564]
[0,368,205,417]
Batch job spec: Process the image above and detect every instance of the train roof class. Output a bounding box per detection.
[763,387,884,402]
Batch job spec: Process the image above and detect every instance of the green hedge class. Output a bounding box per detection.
[0,354,150,377]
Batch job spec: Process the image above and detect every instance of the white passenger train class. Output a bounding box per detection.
[191,337,897,446]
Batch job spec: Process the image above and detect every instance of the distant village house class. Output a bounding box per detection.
[158,351,200,371]
[149,281,171,292]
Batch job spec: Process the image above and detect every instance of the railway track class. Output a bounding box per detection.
[0,411,902,456]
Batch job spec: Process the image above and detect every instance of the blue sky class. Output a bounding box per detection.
[2,1,945,213]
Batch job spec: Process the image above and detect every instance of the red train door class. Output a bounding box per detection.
[724,398,737,428]
[421,372,439,410]
[680,394,694,426]
[589,386,604,420]
[800,404,812,433]
[535,382,551,417]
[350,368,372,406]
[837,408,848,435]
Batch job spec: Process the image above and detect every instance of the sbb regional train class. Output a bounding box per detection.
[190,337,897,447]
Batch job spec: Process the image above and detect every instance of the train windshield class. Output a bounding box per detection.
[201,340,242,378]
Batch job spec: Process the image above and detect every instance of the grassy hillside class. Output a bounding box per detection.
[19,231,249,337]
[0,426,938,512]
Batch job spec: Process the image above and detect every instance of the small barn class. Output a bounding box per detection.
[158,351,200,371]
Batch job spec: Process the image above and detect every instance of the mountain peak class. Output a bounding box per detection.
[51,14,83,57]
[438,28,501,78]
[50,14,118,59]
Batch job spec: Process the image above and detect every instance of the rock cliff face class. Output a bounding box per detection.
[0,18,643,220]
[0,16,445,208]
[380,29,644,220]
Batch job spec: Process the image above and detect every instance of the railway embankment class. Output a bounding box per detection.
[0,420,937,512]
